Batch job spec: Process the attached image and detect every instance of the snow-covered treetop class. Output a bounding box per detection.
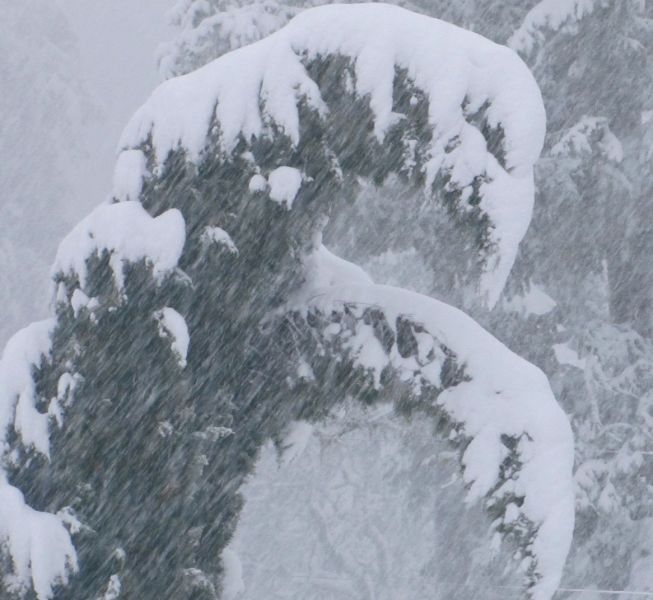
[551,115,623,162]
[119,3,545,306]
[127,3,544,170]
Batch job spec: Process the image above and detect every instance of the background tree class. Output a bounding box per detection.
[158,0,535,78]
[496,0,653,594]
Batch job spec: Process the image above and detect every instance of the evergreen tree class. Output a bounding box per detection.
[510,0,653,334]
[0,6,573,600]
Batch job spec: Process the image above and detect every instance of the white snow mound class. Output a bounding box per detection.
[112,149,147,202]
[155,307,190,368]
[52,201,185,292]
[267,166,302,209]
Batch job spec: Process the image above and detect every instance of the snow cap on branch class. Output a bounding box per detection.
[52,201,185,292]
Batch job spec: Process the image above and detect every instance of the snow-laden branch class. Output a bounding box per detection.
[0,321,78,599]
[52,201,186,293]
[119,3,545,307]
[281,246,575,600]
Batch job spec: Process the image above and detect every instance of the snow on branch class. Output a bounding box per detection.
[283,246,575,600]
[52,201,186,293]
[509,0,609,56]
[154,307,190,368]
[119,3,545,307]
[0,320,56,457]
[0,321,78,599]
[551,116,623,163]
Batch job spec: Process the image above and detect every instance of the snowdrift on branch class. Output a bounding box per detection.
[121,2,545,307]
[52,201,186,292]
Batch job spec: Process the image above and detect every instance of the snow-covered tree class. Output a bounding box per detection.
[509,0,653,332]
[0,5,575,600]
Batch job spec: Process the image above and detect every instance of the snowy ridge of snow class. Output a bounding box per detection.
[52,201,186,292]
[118,3,545,307]
[509,0,608,55]
[0,321,78,599]
[286,246,575,600]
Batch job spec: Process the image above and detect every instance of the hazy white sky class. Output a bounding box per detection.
[56,0,173,197]
[57,0,172,126]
